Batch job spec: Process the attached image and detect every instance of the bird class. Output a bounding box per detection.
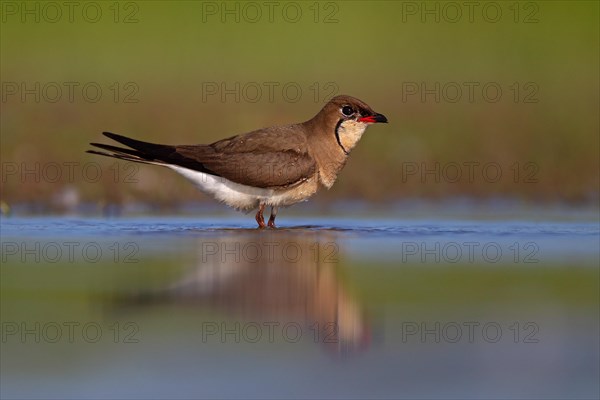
[87,95,388,228]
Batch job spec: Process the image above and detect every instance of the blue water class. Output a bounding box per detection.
[3,216,598,265]
[1,216,599,399]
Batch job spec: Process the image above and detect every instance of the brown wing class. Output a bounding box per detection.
[89,128,316,189]
[176,125,316,188]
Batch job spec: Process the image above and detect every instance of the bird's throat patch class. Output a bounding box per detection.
[335,119,368,155]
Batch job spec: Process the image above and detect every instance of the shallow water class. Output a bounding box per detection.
[1,216,599,399]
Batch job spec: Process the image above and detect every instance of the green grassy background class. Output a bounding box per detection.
[1,1,598,210]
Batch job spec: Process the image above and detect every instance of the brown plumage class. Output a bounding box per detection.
[88,95,388,227]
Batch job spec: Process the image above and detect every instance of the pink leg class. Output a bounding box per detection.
[255,204,266,228]
[267,206,278,228]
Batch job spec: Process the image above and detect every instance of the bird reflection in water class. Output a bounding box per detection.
[121,231,371,356]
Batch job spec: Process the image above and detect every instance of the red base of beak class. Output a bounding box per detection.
[359,113,388,124]
[359,116,377,123]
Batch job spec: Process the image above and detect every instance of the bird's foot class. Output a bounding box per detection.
[255,204,266,229]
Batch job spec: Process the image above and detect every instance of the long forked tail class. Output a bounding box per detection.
[87,132,175,166]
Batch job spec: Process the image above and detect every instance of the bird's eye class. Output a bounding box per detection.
[341,106,354,116]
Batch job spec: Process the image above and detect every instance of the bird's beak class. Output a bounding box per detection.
[359,113,388,124]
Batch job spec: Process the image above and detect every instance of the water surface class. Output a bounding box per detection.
[1,216,598,399]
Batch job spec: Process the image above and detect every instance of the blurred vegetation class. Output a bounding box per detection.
[1,1,598,212]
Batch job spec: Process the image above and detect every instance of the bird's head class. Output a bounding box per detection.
[309,95,388,155]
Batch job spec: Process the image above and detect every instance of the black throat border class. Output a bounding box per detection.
[334,119,349,155]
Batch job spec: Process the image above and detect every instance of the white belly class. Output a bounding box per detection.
[168,165,317,211]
